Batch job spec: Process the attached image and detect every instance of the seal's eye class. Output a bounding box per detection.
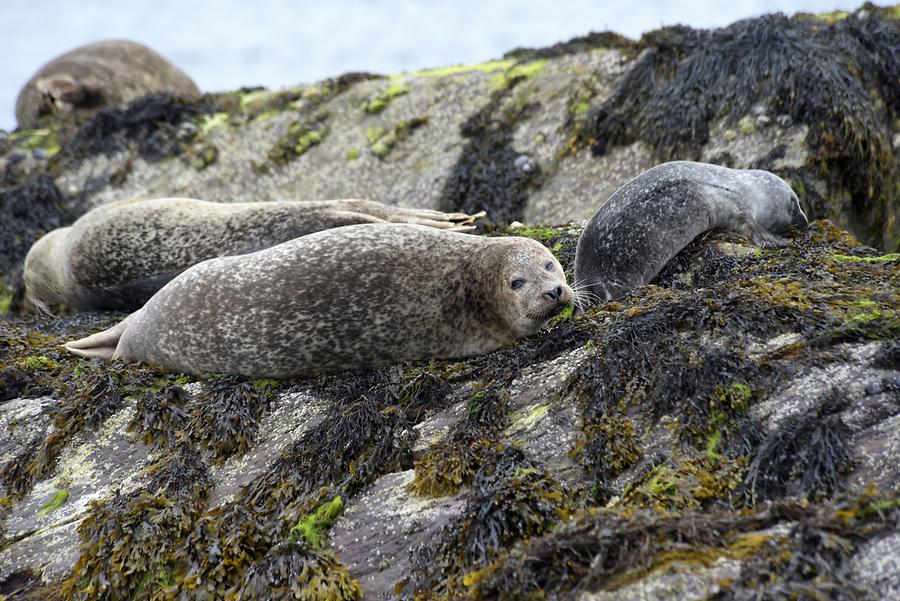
[511,278,526,290]
[545,261,554,271]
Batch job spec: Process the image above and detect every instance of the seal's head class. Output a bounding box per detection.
[489,238,575,338]
[23,228,69,313]
[742,169,809,232]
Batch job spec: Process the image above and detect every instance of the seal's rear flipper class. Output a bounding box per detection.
[64,318,130,360]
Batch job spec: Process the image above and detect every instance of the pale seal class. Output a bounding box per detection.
[574,161,809,304]
[15,40,200,129]
[64,224,574,377]
[24,197,485,312]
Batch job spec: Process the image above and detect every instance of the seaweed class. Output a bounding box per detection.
[743,390,854,502]
[236,541,362,601]
[187,375,278,461]
[68,93,210,160]
[176,368,448,598]
[407,447,571,599]
[0,570,67,601]
[63,443,210,601]
[129,384,190,450]
[0,174,67,310]
[588,11,899,249]
[471,495,899,600]
[438,77,542,227]
[503,31,633,61]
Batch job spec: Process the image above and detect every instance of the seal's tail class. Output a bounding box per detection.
[64,318,130,360]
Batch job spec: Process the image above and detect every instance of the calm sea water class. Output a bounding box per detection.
[0,0,873,130]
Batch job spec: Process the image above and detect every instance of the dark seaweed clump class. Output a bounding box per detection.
[68,93,210,160]
[471,496,900,600]
[743,390,853,502]
[187,375,278,460]
[503,30,633,61]
[438,77,542,227]
[0,174,67,308]
[407,447,572,599]
[589,11,899,249]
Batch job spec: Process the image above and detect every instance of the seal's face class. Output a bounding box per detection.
[496,240,575,338]
[24,230,68,311]
[745,170,809,232]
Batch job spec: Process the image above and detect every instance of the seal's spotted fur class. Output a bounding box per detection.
[65,224,573,377]
[574,161,808,303]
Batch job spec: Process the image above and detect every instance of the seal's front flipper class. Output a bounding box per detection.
[736,216,789,248]
[64,318,130,360]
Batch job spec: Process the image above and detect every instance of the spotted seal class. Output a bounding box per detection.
[24,197,485,312]
[64,224,574,377]
[15,40,200,128]
[574,161,809,304]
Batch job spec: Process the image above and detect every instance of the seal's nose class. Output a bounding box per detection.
[543,286,563,301]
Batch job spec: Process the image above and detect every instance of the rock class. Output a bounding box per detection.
[1,5,898,599]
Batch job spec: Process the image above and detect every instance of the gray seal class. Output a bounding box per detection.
[24,197,485,312]
[574,161,808,304]
[15,40,200,128]
[64,224,574,377]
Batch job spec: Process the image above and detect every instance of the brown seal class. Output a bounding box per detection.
[64,224,574,377]
[574,161,809,304]
[15,40,200,128]
[25,197,485,312]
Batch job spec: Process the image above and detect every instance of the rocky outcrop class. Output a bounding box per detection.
[0,4,898,600]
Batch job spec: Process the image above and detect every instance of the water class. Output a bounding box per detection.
[0,0,873,130]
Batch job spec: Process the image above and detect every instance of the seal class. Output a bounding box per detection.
[24,197,485,312]
[574,161,808,304]
[64,224,574,377]
[15,40,200,128]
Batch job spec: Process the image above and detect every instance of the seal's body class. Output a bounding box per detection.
[15,40,200,128]
[574,161,808,303]
[65,224,574,377]
[24,197,484,312]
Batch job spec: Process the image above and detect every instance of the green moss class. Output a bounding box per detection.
[0,283,13,314]
[365,126,385,144]
[10,128,61,157]
[718,383,752,412]
[346,147,360,160]
[365,115,429,159]
[289,496,344,548]
[810,9,850,23]
[623,455,748,511]
[198,112,228,134]
[831,253,899,263]
[192,143,218,170]
[505,404,548,434]
[37,489,69,516]
[251,378,280,392]
[266,111,330,165]
[21,355,58,371]
[407,59,516,79]
[512,225,563,241]
[706,430,723,458]
[489,59,548,89]
[361,81,411,114]
[738,116,754,134]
